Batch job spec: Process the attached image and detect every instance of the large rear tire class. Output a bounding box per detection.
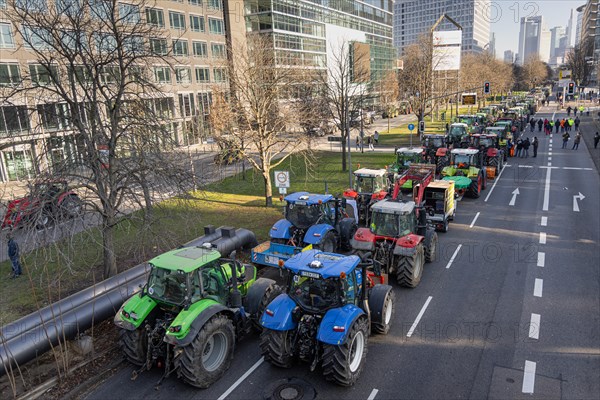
[424,230,438,263]
[247,280,282,330]
[468,174,482,198]
[60,195,82,218]
[260,329,295,368]
[322,317,369,386]
[119,327,147,367]
[396,244,425,288]
[177,314,235,388]
[369,285,395,335]
[315,231,336,253]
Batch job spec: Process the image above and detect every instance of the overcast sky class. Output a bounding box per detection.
[490,0,585,57]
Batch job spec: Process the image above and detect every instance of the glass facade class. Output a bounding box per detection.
[245,0,395,81]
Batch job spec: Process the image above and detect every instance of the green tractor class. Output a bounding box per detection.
[389,147,426,190]
[441,148,487,199]
[114,244,280,388]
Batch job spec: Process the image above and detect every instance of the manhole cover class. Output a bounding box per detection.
[263,378,316,400]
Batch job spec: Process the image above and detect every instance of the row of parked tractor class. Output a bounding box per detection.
[113,95,540,391]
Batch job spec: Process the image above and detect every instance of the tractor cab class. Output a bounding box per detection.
[470,133,498,150]
[284,193,338,229]
[448,123,469,147]
[450,148,482,169]
[422,134,447,150]
[344,168,389,225]
[390,147,425,173]
[368,200,416,238]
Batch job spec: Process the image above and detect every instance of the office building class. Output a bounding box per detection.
[577,0,599,85]
[504,50,515,64]
[549,26,568,65]
[517,15,551,65]
[0,0,228,182]
[393,0,491,56]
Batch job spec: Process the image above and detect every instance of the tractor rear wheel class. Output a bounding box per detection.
[119,327,148,367]
[368,285,395,335]
[322,317,369,386]
[247,280,282,330]
[396,244,424,288]
[315,232,336,253]
[424,230,438,263]
[260,329,295,368]
[60,195,82,218]
[178,314,235,388]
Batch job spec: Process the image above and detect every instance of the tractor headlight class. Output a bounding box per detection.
[168,325,182,333]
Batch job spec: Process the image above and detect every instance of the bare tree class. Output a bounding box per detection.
[375,69,399,135]
[5,0,193,277]
[209,34,311,206]
[460,52,514,104]
[566,38,594,86]
[522,54,549,89]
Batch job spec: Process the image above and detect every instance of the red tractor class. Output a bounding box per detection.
[2,180,82,230]
[343,168,389,226]
[351,164,438,288]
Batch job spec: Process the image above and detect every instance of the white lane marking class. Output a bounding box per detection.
[407,296,433,337]
[445,245,463,269]
[539,232,546,244]
[548,151,553,155]
[548,157,552,161]
[509,188,520,206]
[563,167,594,170]
[548,162,552,166]
[367,389,379,400]
[529,313,541,339]
[543,165,552,211]
[522,360,537,393]
[217,358,264,400]
[469,212,480,228]
[534,278,543,297]
[541,216,547,226]
[573,192,585,212]
[537,252,545,267]
[484,164,507,202]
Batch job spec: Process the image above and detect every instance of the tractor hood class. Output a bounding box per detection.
[283,250,360,279]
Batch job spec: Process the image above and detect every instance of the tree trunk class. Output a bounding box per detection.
[341,125,347,172]
[140,175,153,220]
[263,172,273,206]
[103,218,117,278]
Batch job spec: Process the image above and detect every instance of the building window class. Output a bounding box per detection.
[145,8,164,27]
[175,67,191,84]
[56,0,83,16]
[197,92,212,114]
[124,35,144,54]
[195,67,209,82]
[169,11,185,30]
[150,38,168,55]
[0,63,21,86]
[192,41,207,57]
[154,66,171,83]
[0,105,30,135]
[0,23,14,48]
[173,39,189,56]
[22,26,52,50]
[94,32,117,53]
[188,0,201,5]
[207,0,221,10]
[0,0,6,8]
[99,66,120,83]
[178,93,196,117]
[69,65,92,83]
[90,0,112,20]
[208,18,224,35]
[30,63,58,85]
[37,102,72,131]
[213,67,227,82]
[211,43,226,58]
[119,3,140,24]
[190,14,205,32]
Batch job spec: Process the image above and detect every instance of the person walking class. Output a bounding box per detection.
[532,137,539,157]
[549,120,555,134]
[356,135,360,150]
[555,118,560,133]
[574,116,580,130]
[574,108,578,117]
[529,118,536,132]
[568,118,575,131]
[516,139,523,157]
[560,119,566,132]
[567,106,572,116]
[537,118,543,132]
[368,135,374,151]
[7,233,22,278]
[594,132,600,149]
[562,131,570,148]
[572,132,581,150]
[523,137,530,158]
[373,130,379,145]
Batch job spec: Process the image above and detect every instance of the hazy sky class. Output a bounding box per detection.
[490,0,585,57]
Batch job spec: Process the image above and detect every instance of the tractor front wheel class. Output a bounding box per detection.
[260,329,295,368]
[396,244,424,288]
[369,285,395,335]
[119,327,148,367]
[177,314,235,388]
[322,317,369,386]
[468,174,482,198]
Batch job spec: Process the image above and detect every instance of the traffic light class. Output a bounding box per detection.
[419,120,425,133]
[484,82,490,94]
[568,82,575,95]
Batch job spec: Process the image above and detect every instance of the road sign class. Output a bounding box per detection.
[279,187,287,194]
[462,93,477,105]
[327,136,342,142]
[408,123,415,131]
[274,171,290,188]
[558,69,572,87]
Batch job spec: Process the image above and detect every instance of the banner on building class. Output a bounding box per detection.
[462,93,477,105]
[432,30,462,71]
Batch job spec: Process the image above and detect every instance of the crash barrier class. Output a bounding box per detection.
[0,225,257,376]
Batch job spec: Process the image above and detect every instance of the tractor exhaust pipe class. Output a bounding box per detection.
[228,251,242,309]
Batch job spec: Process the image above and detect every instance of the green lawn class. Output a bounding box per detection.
[0,151,395,324]
[378,121,446,147]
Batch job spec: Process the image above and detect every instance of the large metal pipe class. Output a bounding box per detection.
[0,226,257,377]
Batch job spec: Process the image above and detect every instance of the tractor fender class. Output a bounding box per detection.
[303,224,335,245]
[244,277,276,317]
[393,234,423,256]
[343,189,358,199]
[114,294,158,331]
[317,304,365,345]
[270,219,293,240]
[260,293,298,331]
[57,191,78,205]
[164,300,231,346]
[350,228,375,251]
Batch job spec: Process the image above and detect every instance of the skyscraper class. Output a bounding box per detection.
[504,50,515,64]
[517,15,551,65]
[549,26,568,65]
[393,0,491,56]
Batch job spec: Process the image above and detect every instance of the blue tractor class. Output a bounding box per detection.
[251,192,358,268]
[259,250,395,386]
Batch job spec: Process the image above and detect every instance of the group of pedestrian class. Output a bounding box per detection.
[356,130,379,151]
[515,137,532,158]
[562,131,582,150]
[555,117,577,133]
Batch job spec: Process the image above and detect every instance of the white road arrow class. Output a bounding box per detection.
[573,192,585,212]
[509,188,520,206]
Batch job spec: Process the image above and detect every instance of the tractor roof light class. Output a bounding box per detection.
[278,259,285,268]
[340,272,347,279]
[309,260,323,269]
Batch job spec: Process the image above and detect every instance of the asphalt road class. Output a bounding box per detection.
[85,108,599,400]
